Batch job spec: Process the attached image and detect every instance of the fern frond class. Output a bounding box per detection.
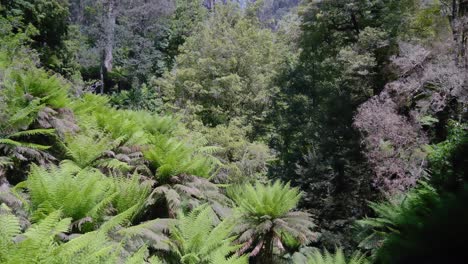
[7,128,55,138]
[168,205,247,264]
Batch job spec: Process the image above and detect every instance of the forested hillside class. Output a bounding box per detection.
[0,0,466,263]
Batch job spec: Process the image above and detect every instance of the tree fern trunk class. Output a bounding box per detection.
[260,231,274,264]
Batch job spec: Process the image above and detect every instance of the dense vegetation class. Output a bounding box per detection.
[0,0,466,263]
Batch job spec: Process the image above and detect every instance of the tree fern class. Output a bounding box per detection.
[144,134,215,180]
[20,164,145,228]
[364,184,468,264]
[9,69,70,109]
[62,128,126,170]
[0,111,56,167]
[22,164,115,225]
[168,204,248,264]
[0,205,158,263]
[117,217,174,251]
[147,174,232,218]
[228,181,317,262]
[71,93,178,145]
[0,68,61,169]
[355,182,439,252]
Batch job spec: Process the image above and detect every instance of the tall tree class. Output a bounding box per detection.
[155,3,289,130]
[266,0,416,248]
[69,0,174,92]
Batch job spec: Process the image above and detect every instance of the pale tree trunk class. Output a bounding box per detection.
[101,0,116,94]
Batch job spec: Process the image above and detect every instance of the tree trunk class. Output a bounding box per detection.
[101,0,116,93]
[260,231,274,264]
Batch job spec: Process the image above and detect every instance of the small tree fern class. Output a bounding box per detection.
[167,204,248,264]
[228,181,318,263]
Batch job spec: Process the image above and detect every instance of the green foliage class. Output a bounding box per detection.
[0,0,76,73]
[117,217,173,252]
[62,129,119,169]
[3,1,466,263]
[0,205,156,264]
[23,164,115,224]
[80,94,179,140]
[0,209,71,264]
[266,0,420,249]
[427,121,468,191]
[145,134,215,179]
[70,93,208,177]
[168,205,248,264]
[9,69,71,108]
[292,248,369,264]
[356,182,439,253]
[229,181,317,261]
[147,174,232,218]
[191,120,272,183]
[230,181,301,218]
[0,42,67,169]
[113,174,152,218]
[0,12,37,67]
[110,83,164,111]
[373,186,468,264]
[21,164,147,227]
[405,1,450,41]
[0,205,22,260]
[165,0,206,65]
[155,3,288,129]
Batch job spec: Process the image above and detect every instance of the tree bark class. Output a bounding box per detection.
[260,231,274,264]
[104,0,115,72]
[101,0,116,93]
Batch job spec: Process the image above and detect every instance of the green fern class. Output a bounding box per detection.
[144,134,215,180]
[62,128,126,170]
[0,206,158,264]
[21,164,116,226]
[117,217,174,251]
[52,206,157,263]
[168,204,248,264]
[355,182,439,252]
[20,164,147,229]
[113,173,152,220]
[293,248,369,264]
[0,205,22,262]
[0,209,71,264]
[147,174,233,218]
[10,69,70,109]
[71,93,178,145]
[228,181,317,261]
